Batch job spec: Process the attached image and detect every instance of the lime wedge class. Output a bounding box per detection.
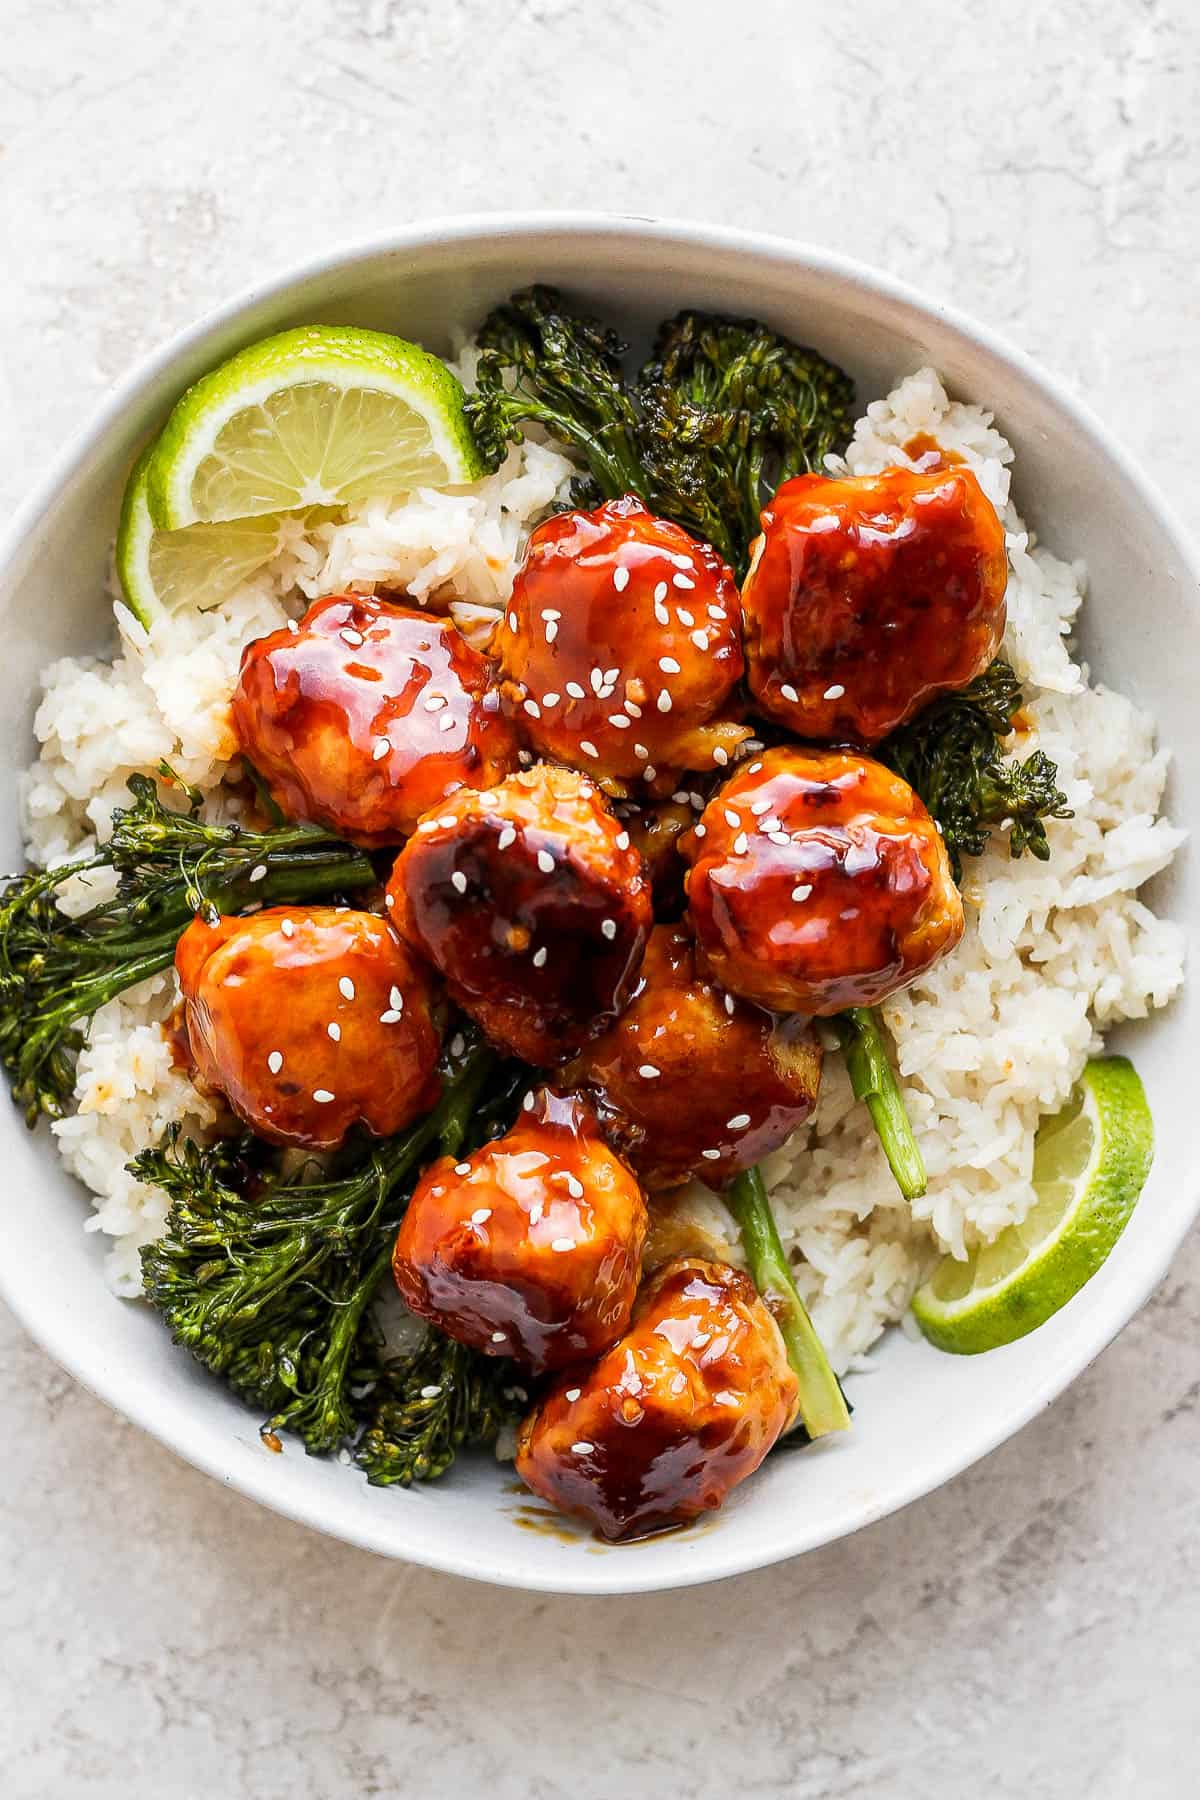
[912,1057,1153,1354]
[145,325,486,529]
[116,449,295,625]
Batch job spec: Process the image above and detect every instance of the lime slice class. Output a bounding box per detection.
[145,325,486,529]
[912,1056,1153,1354]
[116,449,293,625]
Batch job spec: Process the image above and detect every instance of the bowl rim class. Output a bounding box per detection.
[2,210,1197,1594]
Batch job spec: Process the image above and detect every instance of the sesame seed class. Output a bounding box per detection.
[542,691,560,707]
[572,1441,594,1455]
[267,1051,283,1074]
[451,870,468,895]
[601,918,617,941]
[390,986,404,1011]
[580,739,599,758]
[565,681,586,699]
[693,821,706,838]
[508,612,519,631]
[733,832,749,855]
[724,993,736,1016]
[644,765,657,780]
[672,553,694,569]
[523,1091,536,1111]
[689,792,705,808]
[385,893,395,907]
[249,864,268,883]
[727,1112,751,1129]
[605,667,619,683]
[824,683,845,699]
[327,1021,341,1041]
[340,627,364,646]
[523,698,541,719]
[701,1148,721,1161]
[532,946,548,968]
[471,1208,492,1225]
[791,884,813,902]
[724,808,740,828]
[596,683,615,701]
[608,713,631,729]
[565,1388,582,1402]
[372,737,390,761]
[424,693,447,711]
[654,581,669,602]
[565,1173,584,1199]
[672,789,690,803]
[590,667,605,692]
[545,621,558,643]
[747,761,763,774]
[615,831,630,850]
[420,1384,443,1399]
[455,1162,471,1175]
[634,742,649,760]
[313,1089,335,1104]
[654,602,670,627]
[286,619,299,633]
[708,604,725,621]
[713,746,729,766]
[676,607,695,626]
[450,1032,465,1056]
[418,819,438,832]
[659,655,681,674]
[769,832,790,848]
[379,1010,402,1024]
[750,798,770,815]
[657,691,673,713]
[613,566,630,592]
[639,1064,661,1079]
[438,713,456,733]
[492,1331,506,1343]
[537,850,555,873]
[691,630,710,650]
[497,825,516,850]
[673,573,695,589]
[280,918,295,938]
[625,700,642,718]
[552,1237,575,1253]
[541,608,561,621]
[438,814,457,829]
[671,1372,688,1394]
[780,682,800,704]
[339,977,355,1001]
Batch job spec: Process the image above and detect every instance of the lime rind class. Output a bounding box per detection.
[911,1056,1154,1354]
[145,325,487,529]
[115,453,295,625]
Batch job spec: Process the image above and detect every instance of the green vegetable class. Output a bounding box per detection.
[0,769,373,1126]
[465,285,855,577]
[833,1008,927,1201]
[136,1037,530,1477]
[880,659,1072,881]
[726,1166,851,1439]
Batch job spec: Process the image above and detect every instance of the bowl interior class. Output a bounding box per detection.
[1,218,1195,1594]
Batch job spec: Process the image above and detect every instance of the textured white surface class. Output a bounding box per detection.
[2,2,1198,1795]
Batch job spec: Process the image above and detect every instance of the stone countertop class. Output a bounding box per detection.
[2,2,1197,1795]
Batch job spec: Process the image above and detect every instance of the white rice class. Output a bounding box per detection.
[20,368,1185,1359]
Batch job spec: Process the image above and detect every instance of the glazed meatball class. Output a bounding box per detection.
[232,594,520,846]
[385,763,653,1065]
[741,466,1008,744]
[393,1088,648,1373]
[493,494,751,786]
[563,924,822,1190]
[682,746,964,1015]
[516,1257,798,1541]
[175,906,442,1151]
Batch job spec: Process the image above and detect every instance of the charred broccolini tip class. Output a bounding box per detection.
[135,1038,530,1478]
[464,286,856,575]
[879,659,1072,881]
[636,310,857,574]
[0,768,374,1126]
[465,284,645,506]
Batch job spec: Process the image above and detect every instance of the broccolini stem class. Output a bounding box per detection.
[726,1165,851,1439]
[833,1008,927,1201]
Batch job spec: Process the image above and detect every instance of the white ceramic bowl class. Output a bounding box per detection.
[1,215,1195,1594]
